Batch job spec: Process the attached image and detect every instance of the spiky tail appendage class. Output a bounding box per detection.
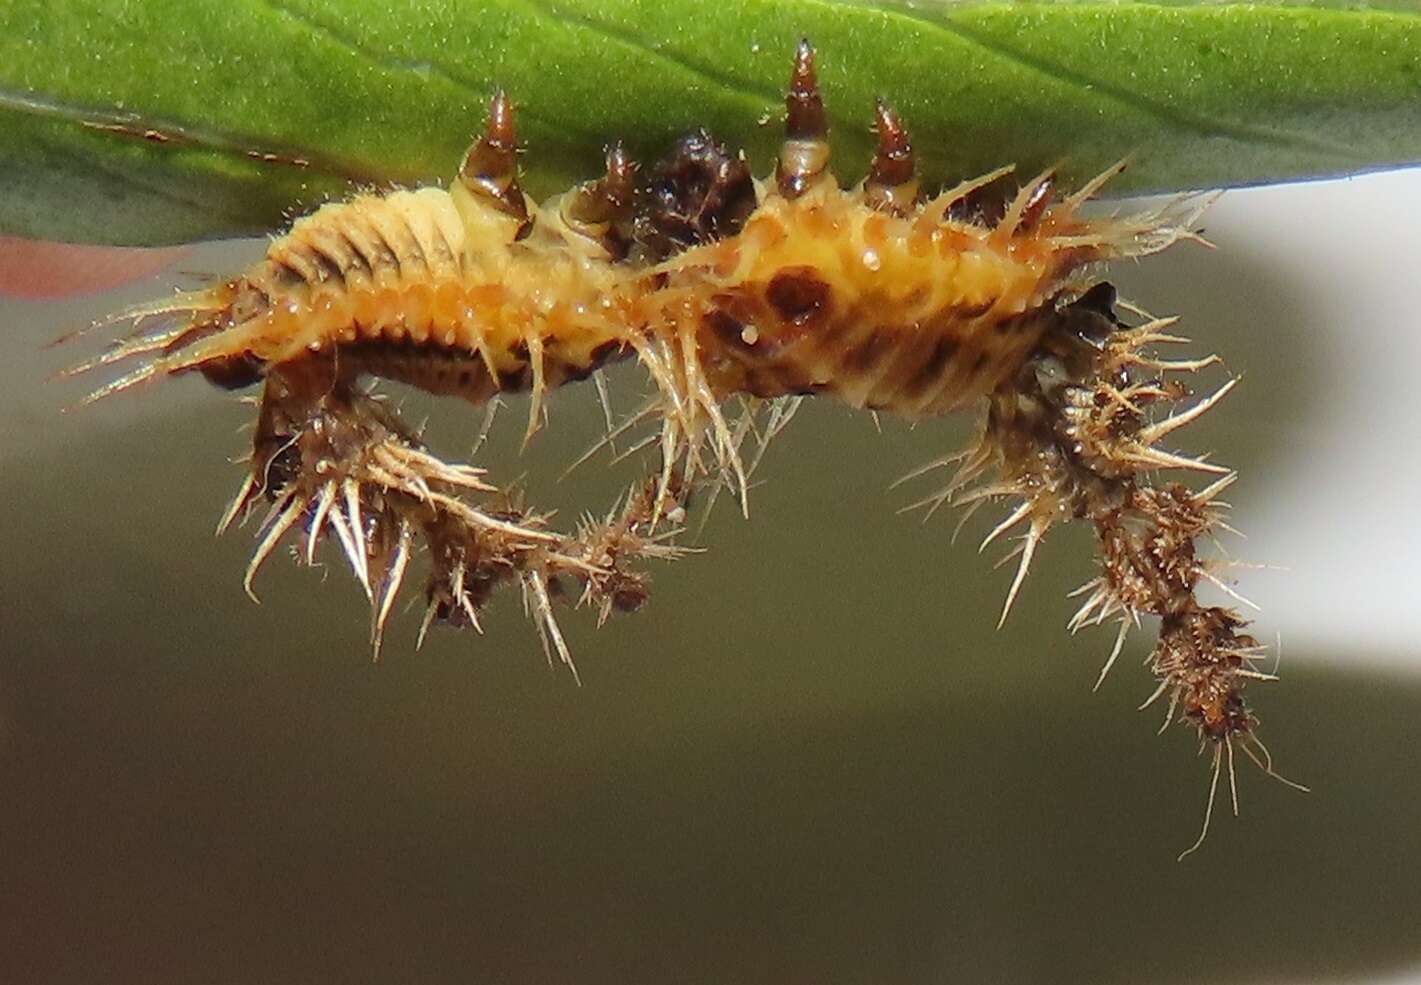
[903,283,1306,856]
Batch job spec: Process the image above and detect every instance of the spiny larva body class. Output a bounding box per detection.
[87,48,1168,434]
[67,40,1300,857]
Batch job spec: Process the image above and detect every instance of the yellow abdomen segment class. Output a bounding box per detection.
[662,185,1082,416]
[155,187,637,397]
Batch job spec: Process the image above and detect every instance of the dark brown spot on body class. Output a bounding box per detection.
[497,364,532,391]
[766,267,832,329]
[947,181,1011,228]
[269,262,306,289]
[954,300,995,320]
[166,282,272,392]
[704,309,751,350]
[843,327,896,374]
[904,335,960,397]
[994,311,1037,335]
[612,584,649,613]
[198,355,265,390]
[1068,281,1120,321]
[563,144,638,259]
[305,246,346,285]
[336,230,374,278]
[588,340,628,366]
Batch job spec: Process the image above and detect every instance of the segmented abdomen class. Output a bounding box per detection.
[667,191,1084,416]
[184,188,633,394]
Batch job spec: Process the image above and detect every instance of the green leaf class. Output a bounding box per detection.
[3,0,1419,245]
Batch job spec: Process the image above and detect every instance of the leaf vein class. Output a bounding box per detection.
[519,0,779,111]
[856,1,1363,162]
[255,0,612,149]
[20,120,264,226]
[0,84,384,186]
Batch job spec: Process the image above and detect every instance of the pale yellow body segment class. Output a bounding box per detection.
[155,186,639,397]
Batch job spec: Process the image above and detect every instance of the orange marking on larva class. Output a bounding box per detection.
[432,282,463,336]
[364,287,399,332]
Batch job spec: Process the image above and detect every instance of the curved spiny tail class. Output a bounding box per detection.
[899,283,1306,855]
[217,361,688,672]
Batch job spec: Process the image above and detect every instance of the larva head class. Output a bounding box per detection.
[635,129,756,259]
[454,89,533,241]
[776,39,832,199]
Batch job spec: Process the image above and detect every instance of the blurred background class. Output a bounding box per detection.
[2,170,1420,984]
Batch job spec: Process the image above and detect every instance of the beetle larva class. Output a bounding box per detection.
[67,40,1302,854]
